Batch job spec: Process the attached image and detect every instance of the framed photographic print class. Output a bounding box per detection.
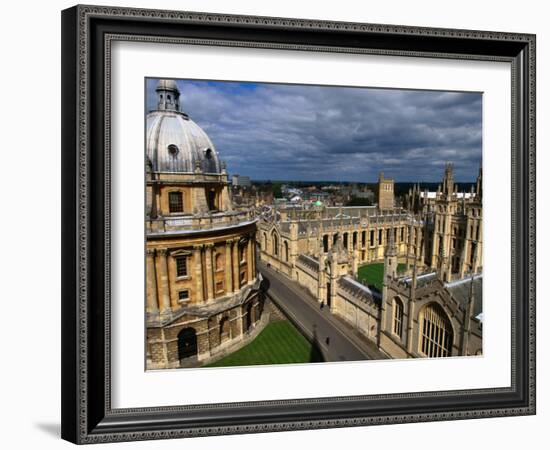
[61,4,536,444]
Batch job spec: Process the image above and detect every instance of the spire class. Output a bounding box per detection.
[438,236,447,280]
[155,79,181,112]
[476,166,483,200]
[443,163,455,197]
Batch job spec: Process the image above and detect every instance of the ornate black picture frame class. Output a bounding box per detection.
[61,5,536,444]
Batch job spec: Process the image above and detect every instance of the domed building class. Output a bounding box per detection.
[145,79,264,369]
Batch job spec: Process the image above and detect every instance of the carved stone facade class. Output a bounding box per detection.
[259,165,483,358]
[145,80,265,369]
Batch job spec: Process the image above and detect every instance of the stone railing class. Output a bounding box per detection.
[147,210,255,233]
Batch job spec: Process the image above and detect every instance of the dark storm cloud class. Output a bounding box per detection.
[146,79,482,182]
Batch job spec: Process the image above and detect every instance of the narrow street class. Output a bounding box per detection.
[260,262,385,362]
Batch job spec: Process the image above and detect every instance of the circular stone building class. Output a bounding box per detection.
[145,79,264,369]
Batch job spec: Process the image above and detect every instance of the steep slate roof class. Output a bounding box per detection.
[338,276,380,305]
[297,254,319,271]
[445,275,483,316]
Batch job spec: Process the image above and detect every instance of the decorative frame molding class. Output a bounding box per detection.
[61,4,536,444]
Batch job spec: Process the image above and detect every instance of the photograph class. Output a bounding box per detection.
[144,78,484,370]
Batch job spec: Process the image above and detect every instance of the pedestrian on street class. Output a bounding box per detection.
[325,336,330,346]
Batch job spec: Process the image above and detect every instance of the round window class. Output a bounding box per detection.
[168,144,179,156]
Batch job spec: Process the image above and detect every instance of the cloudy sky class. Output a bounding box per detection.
[146,78,482,182]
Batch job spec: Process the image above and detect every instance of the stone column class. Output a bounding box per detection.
[205,243,215,301]
[193,245,204,303]
[146,248,159,313]
[232,240,240,291]
[247,237,253,284]
[406,301,416,353]
[251,233,256,277]
[157,248,171,314]
[225,240,233,294]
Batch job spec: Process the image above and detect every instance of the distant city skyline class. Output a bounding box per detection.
[146,78,482,182]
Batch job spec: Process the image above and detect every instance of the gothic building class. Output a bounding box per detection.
[377,172,395,210]
[404,164,483,280]
[145,80,265,369]
[259,165,482,358]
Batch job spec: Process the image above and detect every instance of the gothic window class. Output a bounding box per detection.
[361,231,366,247]
[323,235,329,253]
[272,233,279,256]
[168,191,184,213]
[378,229,383,245]
[393,297,404,338]
[370,230,375,247]
[400,227,404,242]
[175,255,188,278]
[419,303,453,357]
[343,233,348,249]
[284,241,289,262]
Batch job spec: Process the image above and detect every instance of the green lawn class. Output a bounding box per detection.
[357,262,406,292]
[206,320,324,368]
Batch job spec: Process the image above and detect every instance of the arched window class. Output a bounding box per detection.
[419,303,453,357]
[177,328,197,360]
[284,241,289,262]
[263,232,267,251]
[322,235,329,253]
[245,302,253,331]
[272,232,279,256]
[239,242,247,263]
[393,297,404,338]
[206,188,217,211]
[168,191,184,213]
[219,317,231,343]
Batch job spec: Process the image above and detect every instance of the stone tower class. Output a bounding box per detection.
[377,172,395,210]
[384,229,398,281]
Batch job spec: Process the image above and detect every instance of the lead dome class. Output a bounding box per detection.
[146,79,223,174]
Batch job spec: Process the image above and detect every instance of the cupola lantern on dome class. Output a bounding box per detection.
[155,79,181,112]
